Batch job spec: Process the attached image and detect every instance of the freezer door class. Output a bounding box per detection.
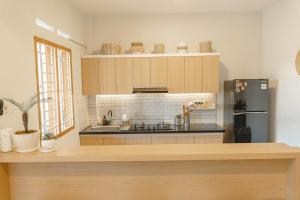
[234,79,269,111]
[246,112,269,143]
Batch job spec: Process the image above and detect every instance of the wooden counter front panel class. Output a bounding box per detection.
[0,164,10,200]
[8,160,289,200]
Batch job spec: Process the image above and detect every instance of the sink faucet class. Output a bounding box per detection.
[107,110,113,125]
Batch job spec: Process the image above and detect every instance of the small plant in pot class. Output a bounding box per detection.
[40,131,56,152]
[1,95,51,153]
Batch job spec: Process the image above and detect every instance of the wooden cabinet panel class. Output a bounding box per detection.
[103,136,126,145]
[150,57,168,87]
[80,136,103,146]
[99,58,116,94]
[116,58,133,94]
[167,57,185,93]
[203,56,220,93]
[185,56,203,93]
[133,57,151,88]
[151,135,178,144]
[177,136,194,144]
[125,135,152,145]
[81,58,100,95]
[194,134,223,144]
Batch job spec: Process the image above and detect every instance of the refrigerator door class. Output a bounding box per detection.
[234,79,269,111]
[246,111,269,143]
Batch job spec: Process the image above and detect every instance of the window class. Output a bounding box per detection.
[34,37,75,138]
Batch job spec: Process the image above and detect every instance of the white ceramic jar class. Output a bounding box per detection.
[0,128,13,152]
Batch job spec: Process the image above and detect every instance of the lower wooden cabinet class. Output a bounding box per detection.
[80,133,224,146]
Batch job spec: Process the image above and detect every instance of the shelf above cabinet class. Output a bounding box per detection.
[82,52,220,59]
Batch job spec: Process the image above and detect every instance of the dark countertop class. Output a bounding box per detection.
[80,123,225,135]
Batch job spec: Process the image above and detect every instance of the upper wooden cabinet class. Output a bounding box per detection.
[99,58,116,94]
[167,57,185,93]
[81,54,220,95]
[150,57,168,88]
[116,57,133,94]
[81,58,100,95]
[203,56,220,93]
[185,56,203,93]
[132,57,151,88]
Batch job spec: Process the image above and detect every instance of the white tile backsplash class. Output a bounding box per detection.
[88,93,217,126]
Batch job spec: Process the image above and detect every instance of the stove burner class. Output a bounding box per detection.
[133,122,172,132]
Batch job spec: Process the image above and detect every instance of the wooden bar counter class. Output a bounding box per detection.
[1,143,300,200]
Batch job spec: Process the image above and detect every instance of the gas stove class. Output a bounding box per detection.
[131,122,173,132]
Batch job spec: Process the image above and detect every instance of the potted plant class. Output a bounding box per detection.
[1,95,50,153]
[40,131,56,152]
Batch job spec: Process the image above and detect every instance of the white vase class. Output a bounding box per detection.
[13,131,40,153]
[0,128,13,152]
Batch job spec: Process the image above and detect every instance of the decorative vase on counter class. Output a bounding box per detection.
[0,128,13,152]
[13,130,40,153]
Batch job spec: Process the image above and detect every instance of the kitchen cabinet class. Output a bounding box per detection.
[81,58,100,95]
[151,135,178,144]
[150,57,168,87]
[203,56,220,93]
[177,136,194,144]
[80,136,103,145]
[194,133,223,144]
[116,57,133,94]
[80,133,224,146]
[185,56,203,93]
[133,57,151,88]
[125,135,152,145]
[81,53,220,95]
[167,57,185,93]
[103,136,126,145]
[99,58,116,94]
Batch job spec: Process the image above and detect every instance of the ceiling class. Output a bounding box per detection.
[68,0,278,15]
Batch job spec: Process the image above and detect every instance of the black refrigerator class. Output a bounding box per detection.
[224,79,269,143]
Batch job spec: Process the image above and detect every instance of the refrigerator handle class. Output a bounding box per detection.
[245,111,268,114]
[232,112,246,116]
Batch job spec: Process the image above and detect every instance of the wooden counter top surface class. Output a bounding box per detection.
[1,143,300,163]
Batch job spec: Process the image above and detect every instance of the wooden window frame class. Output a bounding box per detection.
[34,36,75,139]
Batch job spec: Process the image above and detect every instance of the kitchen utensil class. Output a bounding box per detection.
[184,115,190,126]
[0,128,13,152]
[200,41,212,53]
[174,114,182,126]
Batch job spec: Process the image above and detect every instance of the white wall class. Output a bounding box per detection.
[84,13,264,125]
[0,0,88,147]
[262,0,300,146]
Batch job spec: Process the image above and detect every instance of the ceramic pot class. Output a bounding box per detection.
[13,131,40,153]
[41,139,56,150]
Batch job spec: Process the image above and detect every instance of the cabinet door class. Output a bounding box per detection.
[81,58,100,95]
[116,57,133,94]
[150,57,168,87]
[99,58,116,94]
[151,135,178,144]
[103,136,126,145]
[80,136,103,146]
[133,57,150,88]
[185,56,203,93]
[125,135,152,145]
[203,56,219,93]
[177,136,194,144]
[194,133,223,144]
[167,57,185,93]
